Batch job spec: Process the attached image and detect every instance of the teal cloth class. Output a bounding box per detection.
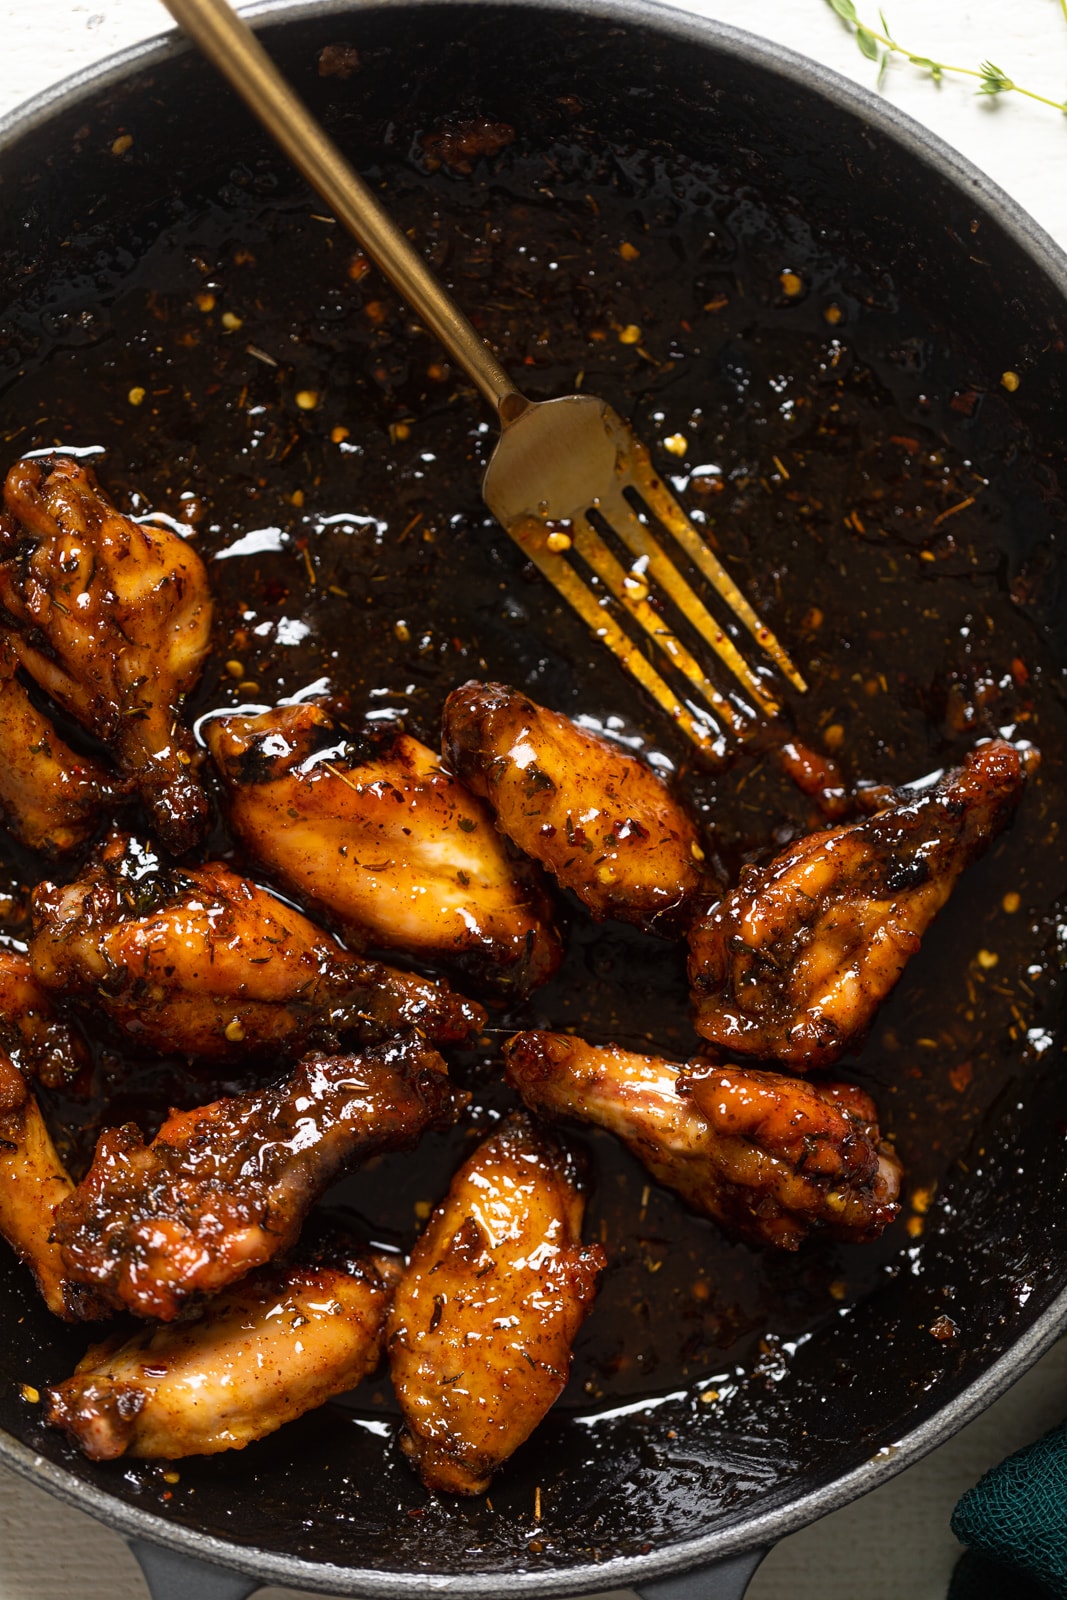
[951,1421,1067,1597]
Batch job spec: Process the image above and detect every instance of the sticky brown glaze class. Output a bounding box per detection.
[30,831,483,1058]
[0,633,120,856]
[0,1048,75,1316]
[47,1245,400,1460]
[0,456,213,854]
[442,681,707,933]
[388,1114,604,1494]
[0,946,86,1090]
[205,702,561,995]
[504,1033,901,1250]
[688,739,1027,1069]
[53,1036,463,1321]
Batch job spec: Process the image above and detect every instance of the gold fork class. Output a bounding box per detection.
[161,0,806,758]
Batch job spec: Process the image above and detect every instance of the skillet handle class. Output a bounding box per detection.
[130,1540,261,1600]
[633,1548,768,1600]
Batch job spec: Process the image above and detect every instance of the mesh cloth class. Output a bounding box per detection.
[952,1421,1067,1597]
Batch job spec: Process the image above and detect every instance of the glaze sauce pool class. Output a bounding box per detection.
[1,98,1065,1491]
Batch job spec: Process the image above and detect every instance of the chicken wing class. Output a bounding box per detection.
[504,1032,901,1250]
[47,1244,399,1460]
[30,832,483,1058]
[688,739,1026,1068]
[442,682,706,932]
[53,1036,462,1321]
[387,1115,604,1494]
[0,456,213,855]
[0,1049,75,1316]
[205,703,561,994]
[0,947,86,1090]
[0,634,118,856]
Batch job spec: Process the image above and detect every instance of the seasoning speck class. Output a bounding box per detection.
[976,948,999,970]
[225,660,245,679]
[414,1200,431,1220]
[1001,370,1020,393]
[618,324,641,345]
[220,311,243,332]
[619,241,640,261]
[699,1389,719,1404]
[823,302,843,325]
[780,270,804,298]
[162,1470,181,1485]
[111,133,133,156]
[20,1384,39,1404]
[224,1019,246,1043]
[929,1314,959,1342]
[663,433,688,457]
[394,620,411,643]
[1001,891,1021,914]
[545,530,572,553]
[195,291,216,314]
[128,387,146,407]
[331,426,350,444]
[295,390,319,411]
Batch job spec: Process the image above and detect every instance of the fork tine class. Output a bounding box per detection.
[623,434,808,694]
[595,481,782,718]
[510,514,725,757]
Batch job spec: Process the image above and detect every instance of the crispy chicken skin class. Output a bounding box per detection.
[0,634,118,856]
[388,1115,604,1494]
[47,1246,400,1460]
[689,740,1026,1069]
[0,456,213,854]
[0,1049,75,1316]
[442,681,706,932]
[205,703,561,994]
[53,1037,462,1321]
[30,832,483,1057]
[0,947,86,1089]
[504,1033,901,1250]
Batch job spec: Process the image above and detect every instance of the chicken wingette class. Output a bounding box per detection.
[31,832,483,1057]
[504,1033,901,1250]
[0,634,118,856]
[53,1037,463,1321]
[442,681,707,932]
[388,1115,604,1494]
[0,946,86,1089]
[0,455,212,854]
[205,702,561,994]
[688,739,1026,1068]
[0,1047,75,1316]
[47,1244,400,1459]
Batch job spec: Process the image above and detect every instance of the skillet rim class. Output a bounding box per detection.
[0,0,1065,1590]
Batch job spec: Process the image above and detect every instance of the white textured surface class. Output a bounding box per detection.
[1,2,1066,1597]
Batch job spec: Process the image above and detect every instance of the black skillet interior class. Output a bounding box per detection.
[0,0,1066,1583]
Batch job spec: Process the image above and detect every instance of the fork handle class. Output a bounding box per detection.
[160,0,527,420]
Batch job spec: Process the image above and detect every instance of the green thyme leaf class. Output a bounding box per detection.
[856,25,880,59]
[829,0,859,21]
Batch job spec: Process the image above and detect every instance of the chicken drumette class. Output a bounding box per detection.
[388,1114,604,1494]
[0,635,119,856]
[504,1033,901,1249]
[53,1036,462,1321]
[48,1243,400,1460]
[31,832,483,1058]
[442,682,707,932]
[0,1048,75,1316]
[0,456,213,854]
[205,703,561,994]
[688,739,1026,1068]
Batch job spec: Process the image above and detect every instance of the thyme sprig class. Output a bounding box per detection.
[826,0,1067,117]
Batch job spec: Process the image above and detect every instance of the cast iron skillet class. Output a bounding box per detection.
[0,3,1066,1597]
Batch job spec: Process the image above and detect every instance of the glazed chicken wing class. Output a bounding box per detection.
[388,1114,604,1494]
[504,1032,901,1249]
[0,634,119,856]
[206,703,561,994]
[0,947,87,1089]
[53,1036,462,1321]
[30,832,483,1057]
[688,739,1026,1068]
[0,456,213,854]
[47,1244,400,1460]
[442,682,706,932]
[0,1049,75,1316]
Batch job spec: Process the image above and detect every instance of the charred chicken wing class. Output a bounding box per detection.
[442,681,706,932]
[53,1036,462,1321]
[504,1032,901,1249]
[0,947,86,1090]
[30,832,483,1057]
[0,634,118,856]
[47,1244,400,1460]
[388,1114,604,1494]
[688,739,1025,1068]
[205,703,561,994]
[0,456,213,854]
[0,1049,75,1316]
